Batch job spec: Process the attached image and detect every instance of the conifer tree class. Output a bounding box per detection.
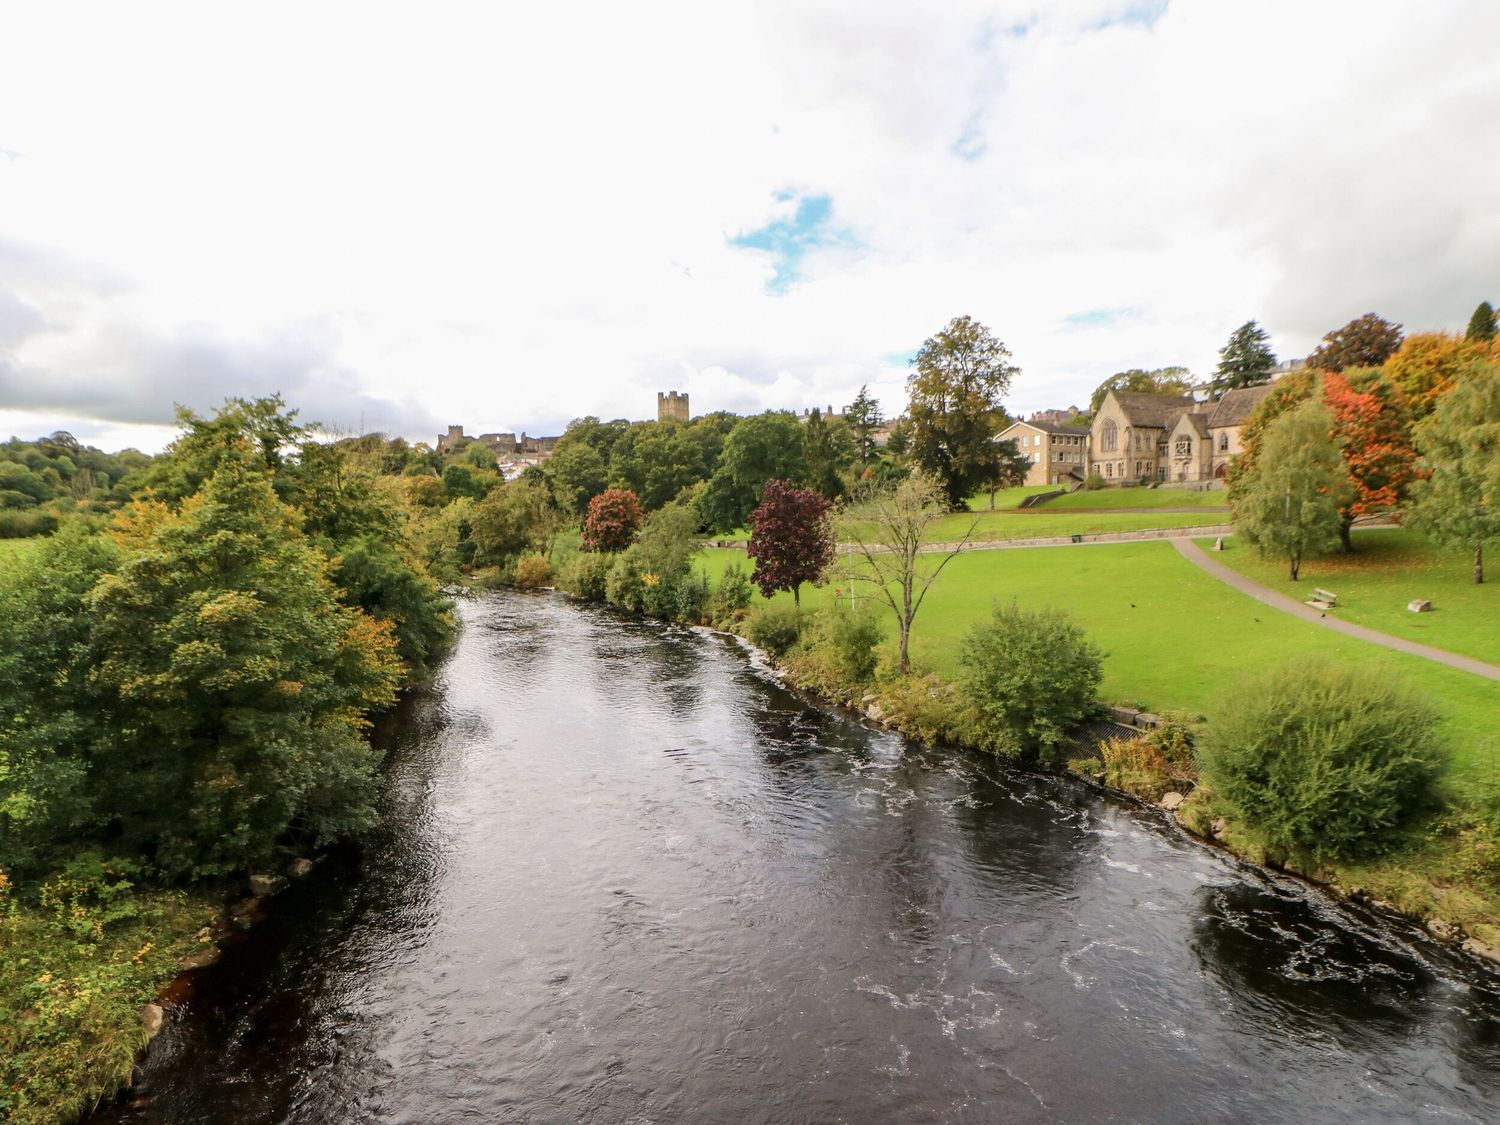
[1467,300,1497,341]
[1212,320,1277,397]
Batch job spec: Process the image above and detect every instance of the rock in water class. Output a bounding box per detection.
[250,873,288,896]
[287,857,314,879]
[142,1003,165,1038]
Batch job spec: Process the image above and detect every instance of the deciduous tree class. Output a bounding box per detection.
[1405,360,1500,583]
[1230,400,1350,580]
[907,315,1018,509]
[582,487,644,552]
[1322,370,1419,552]
[1383,332,1500,419]
[1212,320,1277,397]
[698,412,808,532]
[838,473,977,672]
[746,479,834,605]
[1308,313,1404,373]
[1088,367,1192,415]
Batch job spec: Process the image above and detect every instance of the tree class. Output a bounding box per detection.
[1321,370,1418,552]
[1212,320,1277,396]
[546,440,609,514]
[471,478,565,565]
[957,604,1103,760]
[1088,367,1192,415]
[698,412,808,532]
[1466,300,1497,341]
[87,463,402,876]
[1307,313,1403,373]
[982,437,1031,510]
[1383,332,1500,419]
[907,315,1018,509]
[136,395,310,504]
[582,488,644,552]
[846,385,884,463]
[1231,400,1350,580]
[746,479,834,605]
[838,473,976,672]
[1405,360,1500,583]
[1199,657,1443,861]
[801,408,854,500]
[607,421,708,510]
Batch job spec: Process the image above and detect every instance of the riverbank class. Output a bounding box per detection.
[725,614,1500,972]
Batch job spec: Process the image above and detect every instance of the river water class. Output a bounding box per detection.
[104,593,1500,1123]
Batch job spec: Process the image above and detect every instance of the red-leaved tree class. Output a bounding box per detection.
[747,479,834,605]
[1322,371,1419,552]
[582,488,644,552]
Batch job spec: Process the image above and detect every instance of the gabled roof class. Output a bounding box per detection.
[1208,383,1274,428]
[1171,411,1211,438]
[1107,391,1196,428]
[1003,418,1091,437]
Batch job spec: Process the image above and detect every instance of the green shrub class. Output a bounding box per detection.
[513,554,553,590]
[0,510,58,538]
[713,562,753,620]
[827,607,883,684]
[673,571,710,624]
[605,550,648,613]
[564,551,612,601]
[1197,657,1445,862]
[746,602,804,656]
[873,672,981,747]
[1098,734,1173,800]
[956,603,1103,760]
[1082,472,1106,491]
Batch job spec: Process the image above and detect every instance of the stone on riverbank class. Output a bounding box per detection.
[179,946,221,971]
[141,1004,165,1038]
[250,873,288,896]
[287,857,314,879]
[1159,791,1185,812]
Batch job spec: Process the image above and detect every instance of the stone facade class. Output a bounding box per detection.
[657,390,690,423]
[997,418,1090,487]
[1087,390,1195,483]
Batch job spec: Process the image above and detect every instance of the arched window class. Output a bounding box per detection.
[1101,419,1118,452]
[1218,431,1229,451]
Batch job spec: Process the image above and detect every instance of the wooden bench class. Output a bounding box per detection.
[1305,587,1338,611]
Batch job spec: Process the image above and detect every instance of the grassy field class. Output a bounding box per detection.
[1036,486,1229,511]
[921,507,1229,544]
[698,539,1500,781]
[1201,530,1499,666]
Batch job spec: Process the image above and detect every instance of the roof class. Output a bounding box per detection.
[1173,411,1211,438]
[1208,383,1274,428]
[1108,391,1196,428]
[1004,418,1091,437]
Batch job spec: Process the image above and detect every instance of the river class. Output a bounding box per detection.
[102,593,1500,1123]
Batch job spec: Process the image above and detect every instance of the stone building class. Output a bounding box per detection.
[1206,384,1273,479]
[996,416,1091,487]
[657,391,689,423]
[1087,390,1196,483]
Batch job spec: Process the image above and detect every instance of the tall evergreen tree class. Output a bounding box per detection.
[1212,320,1277,397]
[1467,300,1497,341]
[846,385,884,463]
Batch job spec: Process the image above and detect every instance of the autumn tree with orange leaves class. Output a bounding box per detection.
[1322,370,1420,552]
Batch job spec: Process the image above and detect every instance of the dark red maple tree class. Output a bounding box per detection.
[582,488,644,552]
[747,479,835,605]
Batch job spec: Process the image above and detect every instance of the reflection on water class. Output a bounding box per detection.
[96,593,1500,1124]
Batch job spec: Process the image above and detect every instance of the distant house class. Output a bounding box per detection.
[997,416,1091,487]
[1206,384,1274,479]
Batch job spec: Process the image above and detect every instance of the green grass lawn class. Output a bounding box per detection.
[961,484,1059,510]
[1037,486,1229,511]
[919,507,1230,543]
[1200,529,1499,666]
[698,539,1500,781]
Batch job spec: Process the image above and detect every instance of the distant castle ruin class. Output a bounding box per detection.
[657,390,689,423]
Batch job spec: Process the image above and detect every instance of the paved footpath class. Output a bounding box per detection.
[1172,538,1500,683]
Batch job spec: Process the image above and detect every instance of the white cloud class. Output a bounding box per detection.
[1,0,1497,450]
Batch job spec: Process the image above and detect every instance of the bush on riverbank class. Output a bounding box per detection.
[957,604,1104,760]
[1199,658,1445,862]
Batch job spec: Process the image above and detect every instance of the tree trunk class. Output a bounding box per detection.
[1477,543,1484,585]
[898,623,911,673]
[793,583,801,606]
[1289,552,1300,581]
[989,488,996,510]
[1339,518,1354,553]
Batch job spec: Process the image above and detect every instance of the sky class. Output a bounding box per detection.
[2,0,1498,452]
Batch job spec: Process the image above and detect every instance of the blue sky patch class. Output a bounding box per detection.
[1064,307,1142,329]
[731,192,856,294]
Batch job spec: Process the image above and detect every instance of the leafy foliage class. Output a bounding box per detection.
[746,603,805,656]
[747,479,834,604]
[1321,369,1418,549]
[1212,320,1276,396]
[471,478,564,565]
[846,385,884,463]
[1198,658,1445,861]
[825,607,883,684]
[956,603,1103,760]
[582,488,645,552]
[698,412,808,532]
[1230,400,1350,580]
[1466,300,1497,342]
[1405,359,1500,583]
[1308,312,1404,372]
[907,315,1017,508]
[1382,332,1500,419]
[513,554,553,590]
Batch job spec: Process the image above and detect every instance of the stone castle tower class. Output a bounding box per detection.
[657,390,689,423]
